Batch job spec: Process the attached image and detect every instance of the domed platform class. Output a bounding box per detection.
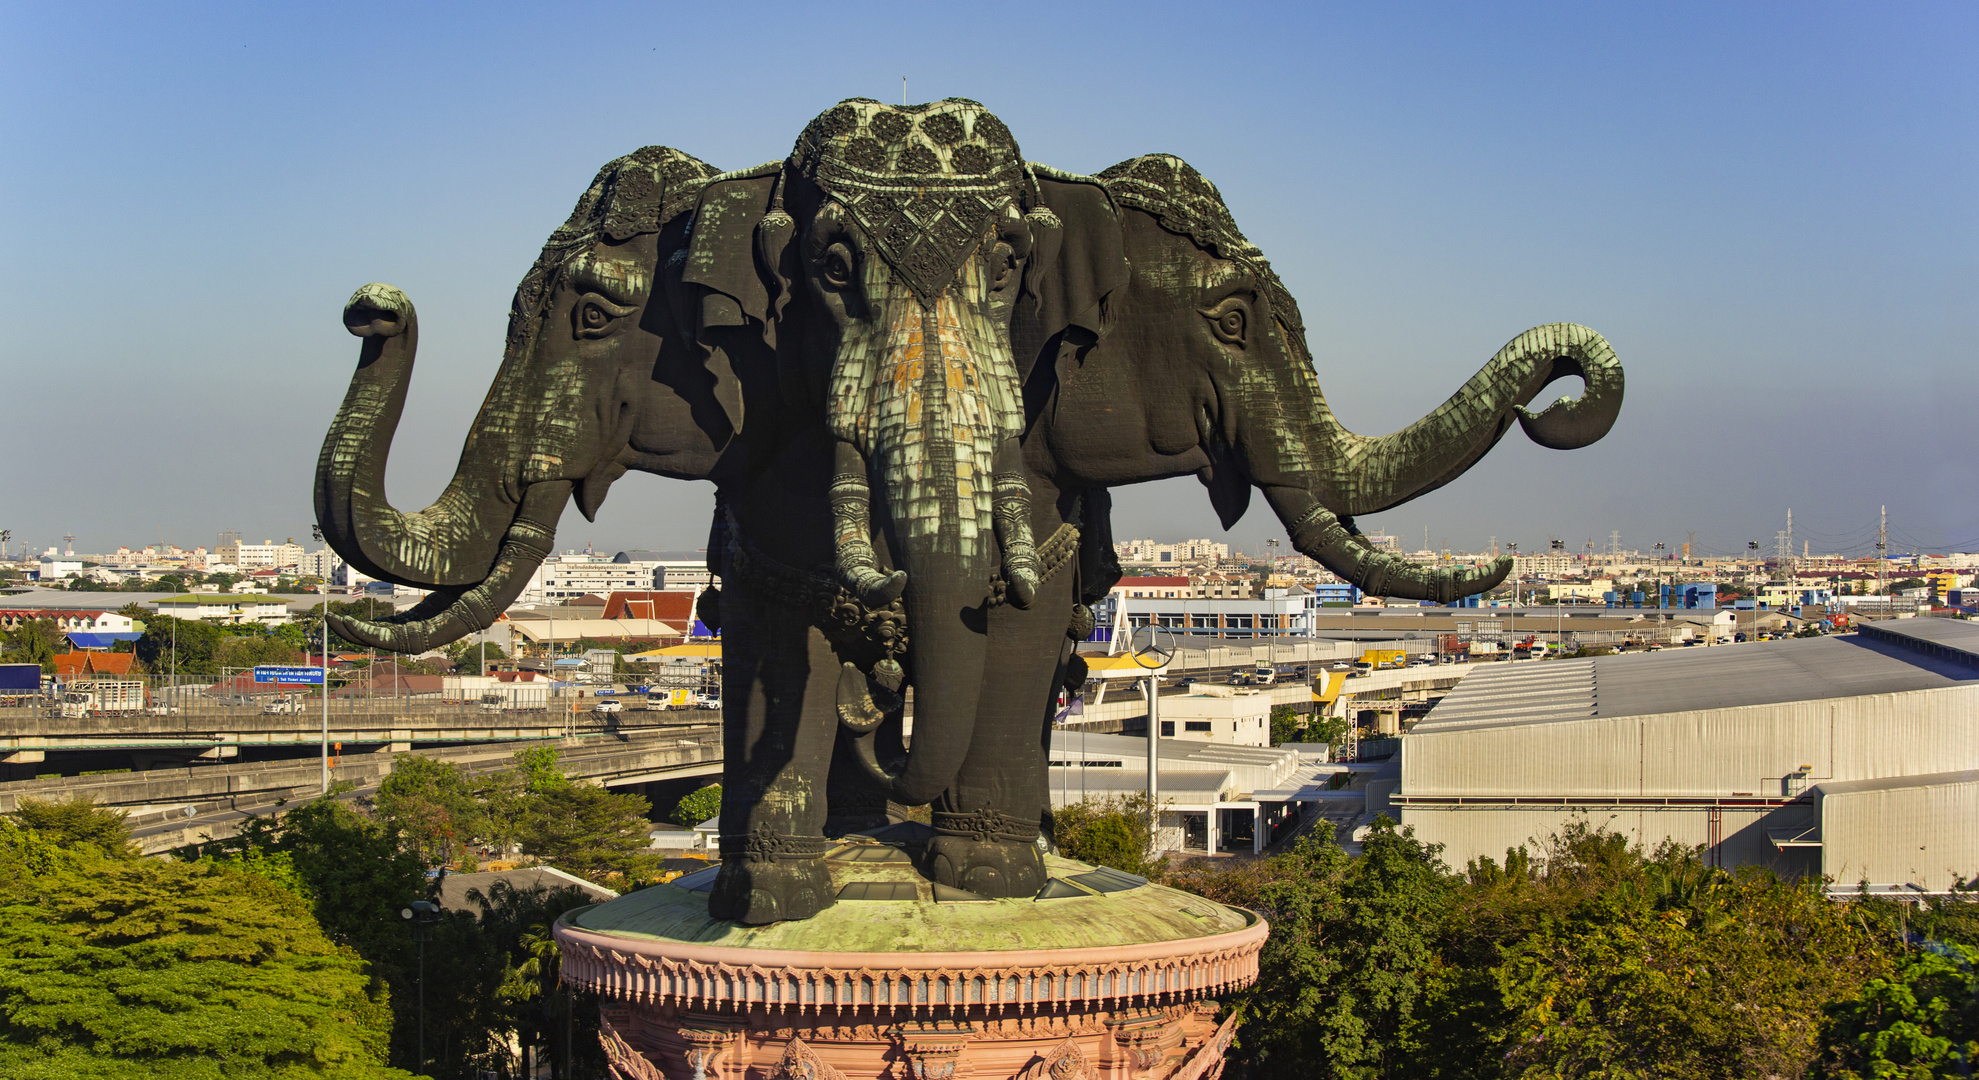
[554,826,1266,1079]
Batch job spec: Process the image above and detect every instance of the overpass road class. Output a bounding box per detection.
[0,724,724,856]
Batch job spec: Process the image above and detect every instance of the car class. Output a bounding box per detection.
[144,704,179,716]
[1178,676,1198,686]
[592,699,623,715]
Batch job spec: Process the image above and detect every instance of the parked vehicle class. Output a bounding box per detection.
[59,680,146,718]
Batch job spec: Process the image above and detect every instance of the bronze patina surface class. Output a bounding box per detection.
[312,99,1625,926]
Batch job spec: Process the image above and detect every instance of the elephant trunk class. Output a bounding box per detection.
[1302,323,1625,516]
[314,284,528,590]
[325,480,568,653]
[835,279,1024,804]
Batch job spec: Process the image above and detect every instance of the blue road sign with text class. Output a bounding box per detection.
[253,666,325,685]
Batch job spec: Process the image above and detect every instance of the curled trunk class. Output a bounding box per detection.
[1305,323,1624,515]
[326,481,569,653]
[1244,322,1620,600]
[315,284,524,589]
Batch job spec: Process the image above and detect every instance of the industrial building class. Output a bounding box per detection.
[1391,618,1979,893]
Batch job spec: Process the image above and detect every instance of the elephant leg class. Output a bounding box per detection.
[925,564,1075,897]
[708,581,838,925]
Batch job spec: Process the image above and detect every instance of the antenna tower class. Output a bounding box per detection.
[1877,506,1888,593]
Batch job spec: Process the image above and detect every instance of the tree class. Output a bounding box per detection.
[0,617,61,672]
[0,816,410,1079]
[516,784,658,886]
[467,880,610,1080]
[1051,793,1160,878]
[668,783,721,827]
[445,639,508,676]
[1270,704,1305,745]
[9,795,136,858]
[1824,941,1979,1078]
[373,755,484,869]
[134,614,224,677]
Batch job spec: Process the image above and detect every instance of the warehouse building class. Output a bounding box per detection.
[1392,618,1979,893]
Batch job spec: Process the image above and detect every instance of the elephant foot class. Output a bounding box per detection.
[927,809,1046,898]
[708,842,834,925]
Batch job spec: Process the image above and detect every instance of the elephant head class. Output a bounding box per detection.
[686,99,1064,808]
[1027,156,1624,599]
[315,147,725,650]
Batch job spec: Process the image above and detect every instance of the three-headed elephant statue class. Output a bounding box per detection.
[313,98,1623,925]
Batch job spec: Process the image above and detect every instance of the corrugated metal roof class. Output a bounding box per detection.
[1419,633,1979,733]
[1815,768,1979,796]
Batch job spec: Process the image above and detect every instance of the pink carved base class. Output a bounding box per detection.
[559,917,1264,1079]
[594,999,1238,1080]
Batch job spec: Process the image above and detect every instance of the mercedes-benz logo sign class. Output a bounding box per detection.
[1130,626,1176,669]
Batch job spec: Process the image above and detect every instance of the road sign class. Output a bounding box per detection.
[254,665,325,685]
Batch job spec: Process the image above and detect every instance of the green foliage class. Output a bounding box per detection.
[0,817,409,1078]
[1159,818,1901,1080]
[1052,793,1160,878]
[1824,941,1979,1078]
[1,617,61,671]
[516,784,658,886]
[1270,704,1305,745]
[442,639,506,676]
[667,783,721,826]
[464,880,609,1079]
[9,795,136,858]
[374,756,483,869]
[512,744,571,794]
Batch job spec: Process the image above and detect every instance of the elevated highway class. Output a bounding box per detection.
[0,725,723,856]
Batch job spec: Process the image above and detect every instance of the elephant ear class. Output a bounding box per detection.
[678,164,783,436]
[1020,167,1129,382]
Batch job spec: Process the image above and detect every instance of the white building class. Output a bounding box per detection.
[519,552,668,605]
[36,559,82,580]
[152,593,296,627]
[214,538,307,569]
[1159,685,1273,747]
[1392,618,1979,894]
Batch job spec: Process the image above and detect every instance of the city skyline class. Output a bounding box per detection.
[3,3,1972,560]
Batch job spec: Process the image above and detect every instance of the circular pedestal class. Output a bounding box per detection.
[554,834,1265,1079]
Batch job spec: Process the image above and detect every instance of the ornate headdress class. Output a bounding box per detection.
[1096,154,1309,351]
[782,98,1053,303]
[508,146,718,348]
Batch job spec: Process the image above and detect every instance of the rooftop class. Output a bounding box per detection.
[1420,621,1979,733]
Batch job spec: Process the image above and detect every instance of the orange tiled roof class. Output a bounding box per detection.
[52,652,135,677]
[602,591,696,622]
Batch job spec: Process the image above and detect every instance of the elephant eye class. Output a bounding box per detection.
[1201,296,1249,347]
[819,242,856,290]
[573,292,637,339]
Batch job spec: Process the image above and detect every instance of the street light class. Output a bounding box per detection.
[1130,625,1176,847]
[400,900,443,1074]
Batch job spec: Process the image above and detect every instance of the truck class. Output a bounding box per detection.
[59,680,146,718]
[1361,649,1408,670]
[478,685,551,712]
[0,663,43,705]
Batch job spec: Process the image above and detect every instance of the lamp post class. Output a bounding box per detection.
[400,900,442,1074]
[1130,626,1176,849]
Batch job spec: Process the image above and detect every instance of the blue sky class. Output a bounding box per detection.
[2,2,1972,561]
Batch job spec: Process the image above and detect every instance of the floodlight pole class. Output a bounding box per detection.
[320,584,329,795]
[1145,675,1159,815]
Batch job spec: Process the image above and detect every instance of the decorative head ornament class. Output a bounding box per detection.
[1097,154,1308,349]
[784,98,1052,303]
[509,146,717,348]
